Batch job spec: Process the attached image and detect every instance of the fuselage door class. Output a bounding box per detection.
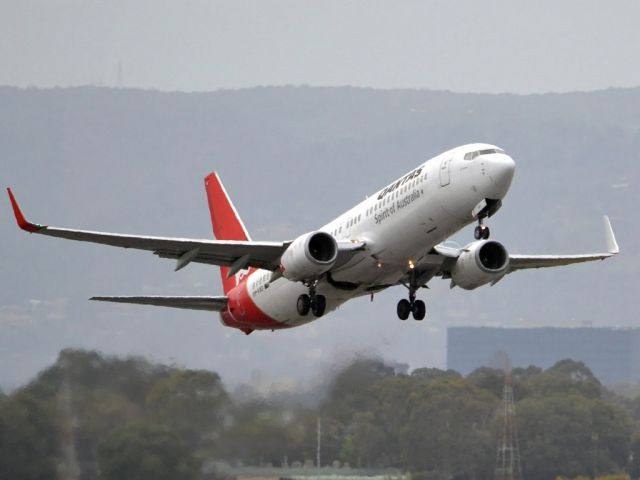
[439,156,452,187]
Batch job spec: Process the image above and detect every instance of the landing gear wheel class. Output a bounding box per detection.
[412,300,426,321]
[397,299,411,320]
[311,295,326,317]
[297,294,311,316]
[474,224,490,240]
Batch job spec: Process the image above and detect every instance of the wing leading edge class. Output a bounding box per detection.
[507,216,619,271]
[7,188,287,271]
[419,215,619,281]
[8,188,367,274]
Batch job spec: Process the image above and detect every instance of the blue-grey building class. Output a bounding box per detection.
[447,327,640,384]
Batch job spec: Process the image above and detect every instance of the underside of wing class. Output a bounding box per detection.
[90,296,228,312]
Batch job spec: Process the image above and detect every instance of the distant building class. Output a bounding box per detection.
[447,327,640,384]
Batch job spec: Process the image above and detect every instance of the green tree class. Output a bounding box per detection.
[97,422,197,480]
[322,357,395,426]
[146,370,230,450]
[467,367,505,398]
[401,377,497,479]
[525,359,602,399]
[36,349,174,408]
[0,391,58,480]
[411,367,462,382]
[629,432,640,478]
[518,394,630,480]
[219,400,304,465]
[350,411,386,467]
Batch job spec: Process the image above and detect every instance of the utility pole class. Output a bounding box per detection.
[317,416,322,471]
[495,357,523,480]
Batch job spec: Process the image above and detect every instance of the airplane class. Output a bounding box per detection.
[8,143,619,335]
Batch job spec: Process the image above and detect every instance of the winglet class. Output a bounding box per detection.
[6,188,44,233]
[603,215,619,255]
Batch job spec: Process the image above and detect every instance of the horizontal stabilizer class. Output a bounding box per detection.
[90,295,228,312]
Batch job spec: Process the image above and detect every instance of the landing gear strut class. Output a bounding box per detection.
[474,218,490,240]
[473,199,502,240]
[397,271,426,321]
[297,282,327,317]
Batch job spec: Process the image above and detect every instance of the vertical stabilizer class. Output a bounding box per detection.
[204,173,251,293]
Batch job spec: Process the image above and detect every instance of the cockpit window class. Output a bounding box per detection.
[464,148,504,160]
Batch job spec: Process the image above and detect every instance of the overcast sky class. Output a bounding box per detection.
[2,0,640,93]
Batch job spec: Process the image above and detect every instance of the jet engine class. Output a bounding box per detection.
[451,240,509,290]
[280,231,338,282]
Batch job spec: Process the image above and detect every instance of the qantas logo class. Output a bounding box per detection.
[234,269,250,286]
[377,167,423,200]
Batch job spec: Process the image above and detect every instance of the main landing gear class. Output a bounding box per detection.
[297,282,327,317]
[474,218,490,240]
[397,271,426,321]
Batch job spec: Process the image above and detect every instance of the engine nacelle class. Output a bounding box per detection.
[451,240,509,290]
[280,231,338,282]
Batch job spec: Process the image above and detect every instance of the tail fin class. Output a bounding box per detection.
[204,173,251,294]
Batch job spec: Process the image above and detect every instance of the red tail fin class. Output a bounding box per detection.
[204,173,251,294]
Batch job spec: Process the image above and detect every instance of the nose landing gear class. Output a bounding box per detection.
[473,199,501,240]
[474,219,490,240]
[397,271,427,321]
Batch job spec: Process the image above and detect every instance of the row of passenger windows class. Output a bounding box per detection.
[329,214,361,237]
[256,272,270,286]
[463,148,504,160]
[365,170,428,216]
[328,170,428,238]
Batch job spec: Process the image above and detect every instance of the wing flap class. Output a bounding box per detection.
[90,296,228,312]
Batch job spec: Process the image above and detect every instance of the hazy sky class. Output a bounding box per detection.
[2,0,640,93]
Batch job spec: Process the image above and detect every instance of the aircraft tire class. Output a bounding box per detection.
[311,295,326,317]
[297,294,311,316]
[412,300,426,320]
[475,225,490,240]
[397,299,411,320]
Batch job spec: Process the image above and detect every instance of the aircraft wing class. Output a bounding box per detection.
[507,216,619,271]
[8,188,287,271]
[90,296,228,311]
[416,216,619,282]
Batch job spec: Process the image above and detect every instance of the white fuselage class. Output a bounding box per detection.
[238,143,515,328]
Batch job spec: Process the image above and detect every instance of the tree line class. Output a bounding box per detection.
[2,349,640,480]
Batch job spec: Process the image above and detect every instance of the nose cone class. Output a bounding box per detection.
[486,154,515,199]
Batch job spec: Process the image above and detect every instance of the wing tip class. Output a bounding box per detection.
[603,215,620,255]
[6,188,44,233]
